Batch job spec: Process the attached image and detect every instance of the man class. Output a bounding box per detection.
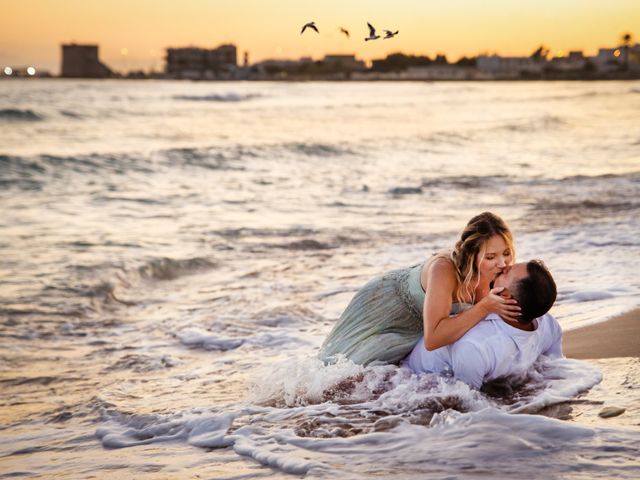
[405,260,562,389]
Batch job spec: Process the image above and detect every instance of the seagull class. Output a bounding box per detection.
[339,27,350,38]
[383,30,399,39]
[365,22,380,41]
[301,21,319,35]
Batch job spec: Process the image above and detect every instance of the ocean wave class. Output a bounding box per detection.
[418,131,474,146]
[136,257,217,281]
[0,140,358,189]
[498,114,568,133]
[251,305,326,327]
[175,328,311,352]
[60,109,83,118]
[536,90,614,101]
[532,199,637,212]
[173,93,262,102]
[95,356,609,477]
[104,354,177,373]
[421,174,505,189]
[566,290,616,303]
[0,108,43,121]
[0,154,44,190]
[69,280,136,307]
[283,142,356,157]
[0,375,83,387]
[273,239,335,250]
[557,171,640,182]
[212,226,318,238]
[387,185,423,196]
[0,152,155,183]
[176,329,245,351]
[42,256,217,317]
[160,145,250,170]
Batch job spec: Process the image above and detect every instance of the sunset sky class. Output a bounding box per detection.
[1,0,638,74]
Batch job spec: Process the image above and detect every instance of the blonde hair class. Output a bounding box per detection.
[434,212,514,305]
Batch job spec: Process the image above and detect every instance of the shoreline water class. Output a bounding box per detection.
[1,79,638,479]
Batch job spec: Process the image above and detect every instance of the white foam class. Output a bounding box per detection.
[510,357,603,413]
[248,355,365,407]
[96,409,240,449]
[569,290,615,302]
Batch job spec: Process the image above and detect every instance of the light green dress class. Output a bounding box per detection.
[319,262,468,365]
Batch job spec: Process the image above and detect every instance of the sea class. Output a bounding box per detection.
[1,79,639,479]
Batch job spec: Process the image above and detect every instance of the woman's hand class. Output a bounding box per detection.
[479,287,521,322]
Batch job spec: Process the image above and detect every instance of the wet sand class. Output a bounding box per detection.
[541,308,640,427]
[563,308,640,359]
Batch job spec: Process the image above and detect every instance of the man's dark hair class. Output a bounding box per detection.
[512,260,557,324]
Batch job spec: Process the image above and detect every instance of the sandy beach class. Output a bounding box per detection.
[563,308,640,359]
[541,308,640,429]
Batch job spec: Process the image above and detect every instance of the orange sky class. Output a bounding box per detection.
[1,0,638,73]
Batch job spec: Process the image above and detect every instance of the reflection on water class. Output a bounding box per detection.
[1,80,639,478]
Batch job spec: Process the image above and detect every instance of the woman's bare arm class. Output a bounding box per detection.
[422,258,518,351]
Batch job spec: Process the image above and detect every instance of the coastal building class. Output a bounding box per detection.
[61,44,112,78]
[476,55,544,78]
[322,55,366,71]
[403,65,479,80]
[592,44,640,72]
[165,44,237,79]
[629,44,640,71]
[548,51,587,72]
[592,47,625,72]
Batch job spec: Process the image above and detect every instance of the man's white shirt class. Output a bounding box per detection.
[405,313,563,389]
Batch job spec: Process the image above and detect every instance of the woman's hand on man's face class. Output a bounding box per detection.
[480,287,521,322]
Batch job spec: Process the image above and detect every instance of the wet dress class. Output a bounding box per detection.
[319,262,468,366]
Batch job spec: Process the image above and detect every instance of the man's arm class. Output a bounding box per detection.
[450,341,492,389]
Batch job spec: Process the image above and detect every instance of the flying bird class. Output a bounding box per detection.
[301,21,319,35]
[384,30,399,39]
[339,27,350,38]
[365,22,380,41]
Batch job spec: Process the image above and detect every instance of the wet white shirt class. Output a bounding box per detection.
[405,313,563,389]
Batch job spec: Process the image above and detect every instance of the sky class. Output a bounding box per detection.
[1,0,638,74]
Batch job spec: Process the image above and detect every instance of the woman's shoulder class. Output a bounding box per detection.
[422,251,457,286]
[426,252,455,274]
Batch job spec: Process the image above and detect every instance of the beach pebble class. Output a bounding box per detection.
[598,406,626,418]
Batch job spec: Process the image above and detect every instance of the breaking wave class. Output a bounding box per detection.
[136,256,217,281]
[0,108,43,121]
[496,114,568,133]
[173,93,262,102]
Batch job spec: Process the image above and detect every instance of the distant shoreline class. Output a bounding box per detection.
[2,76,640,82]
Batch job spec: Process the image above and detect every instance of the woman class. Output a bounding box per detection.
[319,212,521,365]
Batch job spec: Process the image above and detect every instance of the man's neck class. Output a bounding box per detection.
[500,316,535,331]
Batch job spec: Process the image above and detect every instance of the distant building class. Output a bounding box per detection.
[629,44,640,71]
[548,51,587,72]
[403,65,478,80]
[61,44,112,78]
[477,55,544,78]
[251,57,312,79]
[322,54,366,71]
[592,47,625,72]
[165,44,237,79]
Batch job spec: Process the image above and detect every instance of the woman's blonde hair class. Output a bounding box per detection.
[435,212,514,305]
